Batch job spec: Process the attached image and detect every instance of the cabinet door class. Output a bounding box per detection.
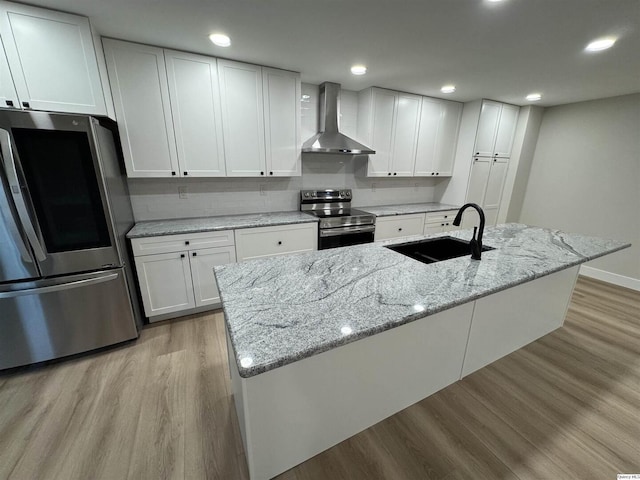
[434,100,462,176]
[390,93,421,176]
[423,223,444,235]
[218,59,266,177]
[493,104,519,157]
[0,35,18,108]
[483,158,509,225]
[165,50,225,177]
[0,3,106,115]
[189,246,236,307]
[465,157,492,206]
[134,252,195,319]
[103,39,179,177]
[473,100,501,157]
[367,88,395,177]
[414,97,441,176]
[263,67,301,177]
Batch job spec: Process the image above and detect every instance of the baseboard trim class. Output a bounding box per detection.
[579,265,640,292]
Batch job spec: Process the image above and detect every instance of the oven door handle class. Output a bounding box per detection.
[320,225,376,237]
[0,128,47,261]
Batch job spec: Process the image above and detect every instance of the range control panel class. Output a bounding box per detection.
[300,189,352,202]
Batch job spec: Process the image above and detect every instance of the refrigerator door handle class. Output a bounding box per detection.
[0,128,47,261]
[0,272,118,299]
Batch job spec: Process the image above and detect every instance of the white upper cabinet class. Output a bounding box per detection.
[0,35,18,108]
[262,67,301,176]
[218,59,266,177]
[391,92,422,176]
[358,87,420,177]
[493,104,519,157]
[473,100,519,158]
[0,1,106,115]
[165,50,225,177]
[103,39,179,178]
[414,97,462,177]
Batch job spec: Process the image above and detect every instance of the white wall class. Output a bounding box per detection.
[129,83,438,221]
[519,93,640,283]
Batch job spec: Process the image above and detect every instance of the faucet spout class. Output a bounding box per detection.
[452,203,485,260]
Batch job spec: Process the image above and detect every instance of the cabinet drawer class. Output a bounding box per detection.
[374,213,425,241]
[425,210,457,224]
[235,223,317,262]
[131,230,235,256]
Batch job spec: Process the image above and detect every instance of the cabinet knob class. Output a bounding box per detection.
[5,100,13,107]
[269,171,273,175]
[277,241,282,245]
[185,241,190,245]
[388,172,391,176]
[192,252,197,257]
[398,228,403,231]
[493,159,497,162]
[441,223,445,226]
[446,223,450,226]
[494,153,499,156]
[260,171,264,176]
[22,101,30,108]
[393,172,397,176]
[184,171,188,176]
[436,172,439,175]
[172,171,176,176]
[180,254,185,258]
[431,172,435,175]
[475,152,479,155]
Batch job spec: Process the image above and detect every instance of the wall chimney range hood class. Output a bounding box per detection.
[302,82,375,155]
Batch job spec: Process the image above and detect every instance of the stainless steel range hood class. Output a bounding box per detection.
[302,82,375,155]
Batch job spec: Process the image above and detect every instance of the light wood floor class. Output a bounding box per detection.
[0,276,638,480]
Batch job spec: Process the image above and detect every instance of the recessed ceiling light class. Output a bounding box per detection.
[351,65,367,75]
[441,85,456,94]
[526,93,542,101]
[585,37,616,52]
[209,33,231,47]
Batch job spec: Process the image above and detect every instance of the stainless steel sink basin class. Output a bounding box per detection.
[386,236,494,264]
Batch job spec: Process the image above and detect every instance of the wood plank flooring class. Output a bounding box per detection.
[0,276,638,479]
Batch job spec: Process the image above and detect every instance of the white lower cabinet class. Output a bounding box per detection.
[134,251,195,318]
[235,223,318,262]
[131,224,317,321]
[131,230,236,321]
[374,214,425,241]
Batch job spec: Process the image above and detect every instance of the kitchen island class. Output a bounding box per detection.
[214,224,629,480]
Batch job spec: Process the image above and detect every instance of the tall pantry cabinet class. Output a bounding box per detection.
[463,100,519,227]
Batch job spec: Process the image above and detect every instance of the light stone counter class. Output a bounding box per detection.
[126,211,318,238]
[360,202,461,217]
[215,223,629,378]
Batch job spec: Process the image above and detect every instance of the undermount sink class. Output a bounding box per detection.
[386,236,494,264]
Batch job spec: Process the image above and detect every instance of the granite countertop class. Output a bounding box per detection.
[215,224,629,378]
[360,202,461,217]
[126,211,319,238]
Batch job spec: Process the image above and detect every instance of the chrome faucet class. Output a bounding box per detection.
[452,203,485,260]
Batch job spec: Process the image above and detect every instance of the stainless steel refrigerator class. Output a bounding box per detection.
[0,110,140,370]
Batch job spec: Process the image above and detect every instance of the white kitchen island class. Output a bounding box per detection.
[214,224,629,480]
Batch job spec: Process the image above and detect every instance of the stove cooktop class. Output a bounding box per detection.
[306,208,371,219]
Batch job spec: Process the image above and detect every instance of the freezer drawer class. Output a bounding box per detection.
[0,268,138,370]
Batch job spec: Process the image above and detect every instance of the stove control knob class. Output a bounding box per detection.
[346,191,351,197]
[311,192,316,197]
[339,190,345,197]
[304,192,310,197]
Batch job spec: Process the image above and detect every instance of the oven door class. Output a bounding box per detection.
[319,225,375,250]
[0,111,120,277]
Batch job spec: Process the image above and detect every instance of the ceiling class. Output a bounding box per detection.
[27,0,640,106]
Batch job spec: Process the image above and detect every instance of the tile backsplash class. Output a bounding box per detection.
[128,83,440,222]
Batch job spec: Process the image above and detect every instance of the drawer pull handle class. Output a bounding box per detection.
[192,252,197,257]
[185,241,190,245]
[180,254,185,258]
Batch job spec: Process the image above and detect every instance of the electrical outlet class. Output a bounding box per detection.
[178,186,188,199]
[259,184,267,196]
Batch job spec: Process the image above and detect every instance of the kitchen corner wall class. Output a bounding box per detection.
[128,83,439,221]
[519,93,640,284]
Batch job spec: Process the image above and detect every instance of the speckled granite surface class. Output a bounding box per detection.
[360,202,461,217]
[215,223,629,378]
[127,211,319,238]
